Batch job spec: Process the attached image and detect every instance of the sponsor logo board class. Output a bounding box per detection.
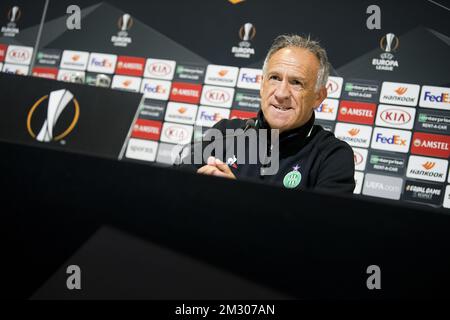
[370,127,411,153]
[334,122,373,148]
[200,85,234,108]
[315,98,339,121]
[362,173,403,200]
[379,81,420,106]
[375,104,416,130]
[126,138,158,162]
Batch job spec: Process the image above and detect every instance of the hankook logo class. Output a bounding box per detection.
[27,90,79,142]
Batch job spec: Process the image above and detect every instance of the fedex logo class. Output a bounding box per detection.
[200,111,223,122]
[240,73,262,83]
[375,134,407,146]
[87,53,117,74]
[143,84,166,94]
[140,79,171,100]
[237,68,262,90]
[315,98,338,121]
[423,91,449,103]
[91,58,113,68]
[420,86,450,111]
[371,127,411,153]
[196,106,230,127]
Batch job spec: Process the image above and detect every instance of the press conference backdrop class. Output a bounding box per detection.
[0,0,449,210]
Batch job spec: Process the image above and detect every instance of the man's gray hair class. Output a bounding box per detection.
[262,34,330,92]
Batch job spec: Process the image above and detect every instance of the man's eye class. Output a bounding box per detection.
[269,75,280,81]
[292,80,302,85]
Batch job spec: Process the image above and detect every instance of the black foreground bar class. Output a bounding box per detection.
[1,140,450,299]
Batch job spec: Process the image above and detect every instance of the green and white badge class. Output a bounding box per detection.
[283,165,302,189]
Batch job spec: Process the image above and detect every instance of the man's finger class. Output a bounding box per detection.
[211,169,232,178]
[207,156,216,166]
[214,158,233,174]
[197,165,218,176]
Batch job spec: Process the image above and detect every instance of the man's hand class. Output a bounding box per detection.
[197,156,236,180]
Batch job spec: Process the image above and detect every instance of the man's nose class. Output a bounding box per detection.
[274,79,290,101]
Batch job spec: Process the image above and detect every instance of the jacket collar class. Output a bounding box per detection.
[256,109,316,149]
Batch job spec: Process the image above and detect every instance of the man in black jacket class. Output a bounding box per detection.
[179,34,355,194]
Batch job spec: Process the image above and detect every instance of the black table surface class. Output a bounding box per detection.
[1,140,450,299]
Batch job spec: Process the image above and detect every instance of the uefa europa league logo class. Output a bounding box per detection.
[8,6,21,23]
[119,13,133,32]
[27,90,80,142]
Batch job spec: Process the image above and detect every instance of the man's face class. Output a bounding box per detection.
[260,47,327,133]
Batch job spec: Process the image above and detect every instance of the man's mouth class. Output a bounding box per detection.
[271,104,293,112]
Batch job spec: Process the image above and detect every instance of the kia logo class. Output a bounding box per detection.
[380,109,411,125]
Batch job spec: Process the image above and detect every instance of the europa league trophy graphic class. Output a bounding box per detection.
[242,23,253,41]
[36,90,74,142]
[384,33,395,52]
[118,13,134,35]
[120,14,131,32]
[9,6,20,23]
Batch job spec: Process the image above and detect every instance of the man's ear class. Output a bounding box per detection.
[314,86,327,107]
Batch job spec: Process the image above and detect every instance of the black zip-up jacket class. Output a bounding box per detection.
[179,110,355,194]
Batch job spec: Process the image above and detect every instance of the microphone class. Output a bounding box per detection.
[243,118,256,132]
